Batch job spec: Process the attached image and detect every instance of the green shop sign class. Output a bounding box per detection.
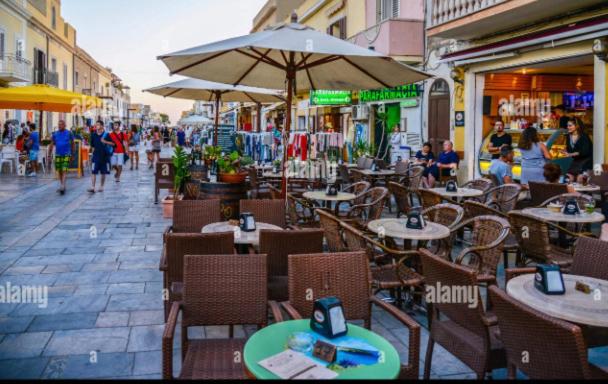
[310,90,352,106]
[359,84,420,103]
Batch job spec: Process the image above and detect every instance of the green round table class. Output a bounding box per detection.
[243,319,401,380]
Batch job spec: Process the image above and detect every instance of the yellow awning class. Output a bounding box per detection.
[0,84,102,113]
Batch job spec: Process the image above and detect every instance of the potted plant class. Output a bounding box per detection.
[203,145,222,167]
[162,146,190,218]
[217,151,253,184]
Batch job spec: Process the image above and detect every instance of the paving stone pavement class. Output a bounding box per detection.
[0,153,606,379]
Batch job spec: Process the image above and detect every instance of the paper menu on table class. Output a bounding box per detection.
[258,350,338,380]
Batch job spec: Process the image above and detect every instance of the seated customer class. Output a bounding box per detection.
[415,142,435,187]
[427,140,459,188]
[489,146,514,185]
[543,163,576,194]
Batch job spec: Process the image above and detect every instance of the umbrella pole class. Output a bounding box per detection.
[214,91,220,147]
[281,61,295,199]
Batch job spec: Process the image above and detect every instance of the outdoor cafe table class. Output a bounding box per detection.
[522,208,605,224]
[507,273,608,328]
[303,190,356,213]
[243,319,400,380]
[359,169,396,177]
[202,222,283,247]
[429,187,484,202]
[368,219,451,241]
[572,183,601,193]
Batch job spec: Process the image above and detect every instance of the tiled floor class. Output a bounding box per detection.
[0,152,606,379]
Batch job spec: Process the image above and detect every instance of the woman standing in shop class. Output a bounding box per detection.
[518,127,552,186]
[562,118,593,183]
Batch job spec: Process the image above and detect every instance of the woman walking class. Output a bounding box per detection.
[150,126,162,169]
[518,127,552,186]
[128,125,141,171]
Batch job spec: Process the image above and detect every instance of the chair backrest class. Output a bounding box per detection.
[360,187,388,221]
[406,166,424,191]
[172,199,221,233]
[316,209,346,252]
[417,189,443,210]
[570,236,608,280]
[342,181,370,206]
[394,160,409,175]
[489,286,592,379]
[466,215,511,277]
[486,183,522,212]
[288,252,372,323]
[508,211,552,262]
[540,193,594,209]
[268,184,282,200]
[363,157,375,170]
[374,158,387,170]
[356,157,366,169]
[529,182,568,207]
[240,199,286,228]
[388,181,414,217]
[590,172,608,192]
[462,200,505,221]
[286,193,315,226]
[166,232,234,286]
[462,178,493,193]
[423,203,464,229]
[338,164,352,185]
[248,167,260,188]
[182,254,267,327]
[419,249,488,338]
[350,169,365,183]
[259,229,324,278]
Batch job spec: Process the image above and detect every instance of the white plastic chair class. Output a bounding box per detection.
[0,146,17,174]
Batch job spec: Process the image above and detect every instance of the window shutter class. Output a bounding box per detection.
[376,0,382,23]
[392,0,399,18]
[0,32,5,58]
[339,17,347,40]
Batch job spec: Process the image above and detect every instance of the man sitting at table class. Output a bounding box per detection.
[489,146,514,186]
[427,140,459,188]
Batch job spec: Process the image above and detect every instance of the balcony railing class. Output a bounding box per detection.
[0,54,32,83]
[430,0,507,27]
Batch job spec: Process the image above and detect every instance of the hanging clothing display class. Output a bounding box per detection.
[236,132,278,163]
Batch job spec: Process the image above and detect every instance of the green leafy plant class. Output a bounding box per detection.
[354,140,373,160]
[172,145,191,199]
[203,145,222,160]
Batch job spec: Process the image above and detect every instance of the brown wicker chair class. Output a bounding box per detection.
[338,164,352,186]
[350,168,366,183]
[401,165,424,191]
[271,252,421,380]
[422,203,464,259]
[484,183,522,213]
[339,187,388,227]
[420,249,507,380]
[286,193,318,229]
[163,199,222,241]
[388,181,415,218]
[163,254,267,380]
[462,178,494,202]
[248,167,271,199]
[259,229,324,302]
[528,181,569,207]
[160,232,234,321]
[356,157,367,169]
[463,200,519,270]
[488,285,608,380]
[507,210,588,267]
[316,208,346,252]
[240,199,286,228]
[341,181,371,206]
[416,189,443,210]
[268,184,282,200]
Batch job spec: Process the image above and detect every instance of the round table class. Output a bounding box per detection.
[572,183,601,193]
[507,274,608,328]
[202,222,282,246]
[522,208,605,224]
[368,219,451,241]
[243,319,401,380]
[262,172,282,179]
[429,187,484,200]
[359,169,396,177]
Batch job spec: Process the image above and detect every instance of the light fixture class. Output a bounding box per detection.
[592,38,608,61]
[450,67,464,84]
[522,68,527,75]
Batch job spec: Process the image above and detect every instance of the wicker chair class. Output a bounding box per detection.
[463,201,520,270]
[338,164,352,186]
[268,184,282,200]
[488,286,608,380]
[350,168,366,183]
[508,211,583,267]
[248,167,271,199]
[338,181,371,214]
[528,181,569,207]
[388,182,415,218]
[394,160,410,176]
[163,254,267,380]
[340,220,424,304]
[416,189,443,210]
[240,199,286,229]
[462,178,494,202]
[422,203,465,260]
[286,193,318,229]
[356,157,366,169]
[401,165,424,191]
[316,208,346,252]
[339,187,388,227]
[259,229,324,302]
[163,200,221,241]
[419,249,507,380]
[159,232,234,321]
[269,252,421,380]
[363,157,375,169]
[484,183,522,213]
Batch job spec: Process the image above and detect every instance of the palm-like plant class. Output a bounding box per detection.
[172,146,191,200]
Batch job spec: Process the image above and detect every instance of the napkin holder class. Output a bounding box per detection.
[310,297,348,339]
[370,163,377,172]
[534,264,565,295]
[406,210,426,230]
[239,212,256,232]
[325,184,338,196]
[446,180,458,193]
[562,199,580,215]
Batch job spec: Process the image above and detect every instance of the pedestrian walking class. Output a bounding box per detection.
[150,126,162,169]
[88,120,112,193]
[128,124,141,170]
[108,121,129,183]
[27,124,40,177]
[176,126,186,147]
[48,120,74,195]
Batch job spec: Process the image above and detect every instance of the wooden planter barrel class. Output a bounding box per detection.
[199,181,248,220]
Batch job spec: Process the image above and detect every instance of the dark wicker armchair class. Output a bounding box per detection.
[489,286,608,380]
[268,184,282,200]
[420,249,507,380]
[339,187,388,227]
[160,232,234,321]
[484,183,522,212]
[341,181,371,206]
[422,203,465,259]
[462,178,494,202]
[163,254,267,380]
[163,200,221,241]
[240,199,286,228]
[528,181,569,207]
[388,181,415,218]
[286,193,318,229]
[248,167,271,199]
[338,164,352,186]
[416,189,443,210]
[259,229,324,302]
[270,252,421,380]
[316,208,346,252]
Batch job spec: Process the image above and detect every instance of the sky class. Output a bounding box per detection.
[62,0,267,124]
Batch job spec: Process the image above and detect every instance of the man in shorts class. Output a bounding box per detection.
[108,121,129,182]
[88,121,113,193]
[49,120,74,194]
[27,124,40,177]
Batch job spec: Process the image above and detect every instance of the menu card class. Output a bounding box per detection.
[258,350,338,380]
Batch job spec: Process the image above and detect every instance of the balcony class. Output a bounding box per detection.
[350,19,424,62]
[47,71,59,87]
[0,54,32,83]
[427,0,608,39]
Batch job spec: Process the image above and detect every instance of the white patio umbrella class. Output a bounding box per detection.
[179,114,213,126]
[145,78,284,145]
[158,13,431,196]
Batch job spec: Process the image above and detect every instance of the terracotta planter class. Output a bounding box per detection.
[161,195,182,218]
[219,171,248,184]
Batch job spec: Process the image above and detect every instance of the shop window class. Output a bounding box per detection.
[51,7,57,29]
[327,17,347,39]
[430,79,450,96]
